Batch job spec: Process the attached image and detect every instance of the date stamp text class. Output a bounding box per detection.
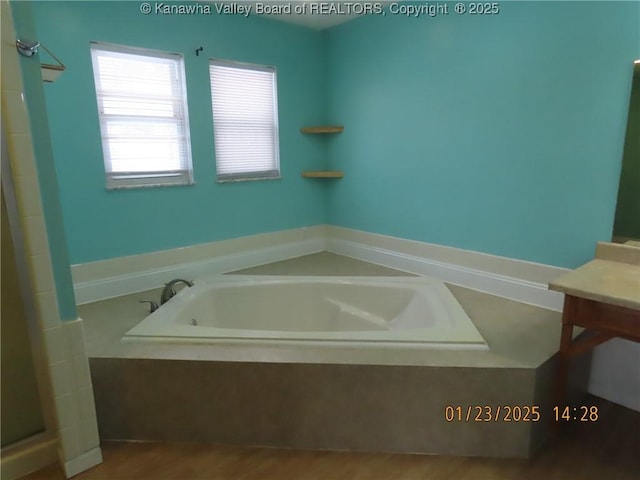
[445,405,600,423]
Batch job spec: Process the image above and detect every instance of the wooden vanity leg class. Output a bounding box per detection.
[553,296,577,430]
[555,323,573,406]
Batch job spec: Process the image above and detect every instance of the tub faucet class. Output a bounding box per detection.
[160,278,194,305]
[139,300,159,313]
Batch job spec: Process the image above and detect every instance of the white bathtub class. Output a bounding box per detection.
[124,276,488,350]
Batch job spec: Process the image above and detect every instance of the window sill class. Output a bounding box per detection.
[216,175,282,184]
[106,180,196,191]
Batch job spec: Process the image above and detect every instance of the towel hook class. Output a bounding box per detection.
[16,39,40,57]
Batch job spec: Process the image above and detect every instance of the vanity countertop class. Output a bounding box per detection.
[549,242,640,311]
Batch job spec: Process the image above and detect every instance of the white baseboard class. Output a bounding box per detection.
[64,447,103,478]
[73,225,564,311]
[74,237,326,304]
[325,230,566,311]
[0,436,58,480]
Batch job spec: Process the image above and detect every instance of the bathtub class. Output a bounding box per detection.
[123,276,488,350]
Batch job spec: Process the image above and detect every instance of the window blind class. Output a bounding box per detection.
[90,42,193,188]
[209,60,280,181]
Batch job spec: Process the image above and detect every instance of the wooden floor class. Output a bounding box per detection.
[22,396,639,480]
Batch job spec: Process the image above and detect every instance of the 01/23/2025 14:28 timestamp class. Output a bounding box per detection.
[444,405,599,422]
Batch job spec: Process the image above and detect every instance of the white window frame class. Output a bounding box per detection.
[209,59,280,182]
[90,42,194,189]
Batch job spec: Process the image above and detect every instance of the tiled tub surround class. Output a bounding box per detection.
[83,253,590,458]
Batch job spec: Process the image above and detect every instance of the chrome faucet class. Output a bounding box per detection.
[160,278,194,305]
[139,299,159,313]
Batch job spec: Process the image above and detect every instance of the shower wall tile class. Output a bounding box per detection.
[70,354,92,390]
[78,387,100,450]
[44,320,102,462]
[35,291,60,330]
[0,58,22,93]
[1,2,16,43]
[43,326,66,364]
[58,320,101,453]
[66,319,89,359]
[49,361,72,399]
[3,90,30,134]
[51,357,83,441]
[58,427,81,460]
[12,173,44,218]
[6,133,37,177]
[23,215,50,257]
[53,394,75,435]
[28,253,56,294]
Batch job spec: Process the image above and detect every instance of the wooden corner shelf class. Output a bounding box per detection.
[300,126,344,134]
[301,171,344,179]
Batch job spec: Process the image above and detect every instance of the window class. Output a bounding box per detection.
[90,42,193,189]
[209,60,280,182]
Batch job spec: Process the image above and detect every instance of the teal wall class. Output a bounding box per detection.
[27,1,639,273]
[11,1,77,320]
[30,1,328,264]
[325,1,639,268]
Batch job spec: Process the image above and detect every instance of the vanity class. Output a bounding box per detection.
[549,58,640,412]
[549,242,640,409]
